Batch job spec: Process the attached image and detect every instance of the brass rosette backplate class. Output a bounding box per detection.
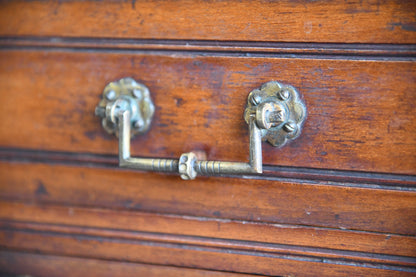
[244,81,307,148]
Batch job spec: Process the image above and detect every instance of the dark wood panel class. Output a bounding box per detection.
[1,223,414,277]
[0,201,414,257]
[0,50,415,174]
[0,1,415,43]
[1,162,415,235]
[0,250,252,277]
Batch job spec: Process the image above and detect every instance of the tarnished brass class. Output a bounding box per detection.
[244,81,307,148]
[95,77,154,138]
[95,79,306,180]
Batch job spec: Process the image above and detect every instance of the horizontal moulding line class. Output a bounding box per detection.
[0,147,416,191]
[0,220,415,272]
[0,249,265,277]
[3,198,415,239]
[0,36,416,60]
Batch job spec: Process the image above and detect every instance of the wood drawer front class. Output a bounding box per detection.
[1,0,415,44]
[1,161,416,236]
[0,250,253,277]
[1,2,416,275]
[0,50,415,174]
[1,165,415,276]
[1,229,414,277]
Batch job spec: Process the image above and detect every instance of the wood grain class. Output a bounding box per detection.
[0,50,415,174]
[0,250,252,277]
[1,223,414,277]
[4,220,415,267]
[2,37,416,57]
[1,162,415,235]
[0,200,414,258]
[1,1,415,275]
[0,1,415,44]
[2,147,415,188]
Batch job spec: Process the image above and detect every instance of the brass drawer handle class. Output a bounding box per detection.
[95,78,306,180]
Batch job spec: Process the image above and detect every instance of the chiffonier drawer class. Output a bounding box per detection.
[1,48,415,275]
[0,1,415,276]
[1,50,415,174]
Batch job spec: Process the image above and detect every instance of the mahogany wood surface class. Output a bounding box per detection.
[1,1,415,275]
[1,223,414,277]
[1,162,415,235]
[0,1,415,44]
[0,200,414,258]
[0,50,415,174]
[0,251,254,277]
[2,37,416,57]
[1,146,416,188]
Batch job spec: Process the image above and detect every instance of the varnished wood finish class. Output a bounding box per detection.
[0,1,415,43]
[1,1,415,275]
[1,223,414,277]
[0,201,414,258]
[1,162,415,235]
[0,251,253,277]
[3,219,415,268]
[0,50,415,174]
[2,37,416,57]
[2,147,415,188]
